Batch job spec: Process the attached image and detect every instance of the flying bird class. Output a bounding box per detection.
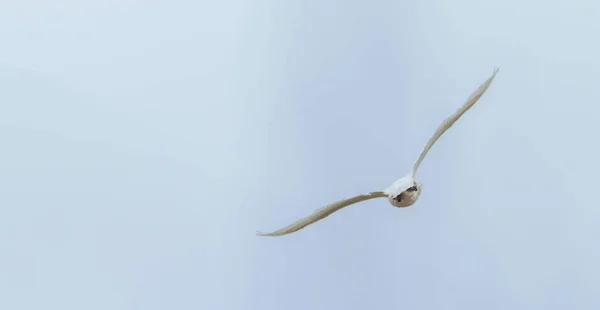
[257,68,499,237]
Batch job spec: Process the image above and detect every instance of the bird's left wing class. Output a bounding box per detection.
[256,191,387,237]
[411,68,499,177]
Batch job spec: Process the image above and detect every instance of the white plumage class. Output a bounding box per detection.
[257,68,499,237]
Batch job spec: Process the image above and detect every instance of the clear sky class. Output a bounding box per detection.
[1,0,599,309]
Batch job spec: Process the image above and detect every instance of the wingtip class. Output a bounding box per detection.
[256,230,273,237]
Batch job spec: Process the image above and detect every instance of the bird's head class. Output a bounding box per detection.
[385,176,422,208]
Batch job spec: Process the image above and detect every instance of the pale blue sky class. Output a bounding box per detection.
[1,0,600,309]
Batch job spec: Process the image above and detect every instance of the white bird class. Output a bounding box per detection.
[257,68,499,237]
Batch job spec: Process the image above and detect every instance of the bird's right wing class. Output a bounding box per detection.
[411,68,499,177]
[256,191,387,237]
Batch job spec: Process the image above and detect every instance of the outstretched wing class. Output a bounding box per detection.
[256,191,387,237]
[411,68,499,177]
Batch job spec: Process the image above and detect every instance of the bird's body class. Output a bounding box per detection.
[257,68,499,237]
[385,174,422,208]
